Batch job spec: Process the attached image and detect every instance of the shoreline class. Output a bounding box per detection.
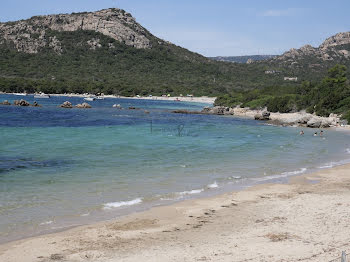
[177,105,350,129]
[1,162,350,261]
[0,92,216,105]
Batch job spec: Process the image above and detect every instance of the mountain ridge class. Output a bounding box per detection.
[0,8,349,96]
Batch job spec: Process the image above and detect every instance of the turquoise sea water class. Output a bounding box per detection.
[1,94,350,243]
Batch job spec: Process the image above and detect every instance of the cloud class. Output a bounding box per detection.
[262,8,301,17]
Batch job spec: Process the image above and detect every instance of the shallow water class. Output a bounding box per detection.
[1,94,350,243]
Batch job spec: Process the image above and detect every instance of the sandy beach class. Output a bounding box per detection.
[0,92,216,105]
[1,163,350,262]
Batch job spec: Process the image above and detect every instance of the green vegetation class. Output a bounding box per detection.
[216,65,350,122]
[0,29,310,97]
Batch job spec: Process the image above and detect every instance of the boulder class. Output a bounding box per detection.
[306,118,322,128]
[201,107,212,113]
[262,111,270,118]
[60,101,73,108]
[32,101,41,107]
[254,111,270,120]
[13,99,30,106]
[320,120,331,128]
[211,106,226,115]
[76,102,92,108]
[0,100,11,105]
[297,115,312,124]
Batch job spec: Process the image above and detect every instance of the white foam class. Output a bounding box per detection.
[281,168,307,176]
[253,168,307,182]
[319,163,335,169]
[160,188,204,201]
[178,189,204,195]
[318,158,350,169]
[40,220,53,226]
[103,198,142,210]
[207,181,218,188]
[81,213,90,217]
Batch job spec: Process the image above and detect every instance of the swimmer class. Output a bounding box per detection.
[320,130,324,137]
[299,130,304,135]
[314,132,318,136]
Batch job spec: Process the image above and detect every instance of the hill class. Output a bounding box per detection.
[0,8,283,96]
[0,8,349,97]
[263,32,350,81]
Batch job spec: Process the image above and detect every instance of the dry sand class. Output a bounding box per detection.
[1,164,350,262]
[3,92,216,105]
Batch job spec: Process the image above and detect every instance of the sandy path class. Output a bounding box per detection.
[1,165,350,262]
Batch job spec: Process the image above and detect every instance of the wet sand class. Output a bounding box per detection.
[1,163,350,261]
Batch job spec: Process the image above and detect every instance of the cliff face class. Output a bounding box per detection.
[272,32,350,68]
[0,8,154,54]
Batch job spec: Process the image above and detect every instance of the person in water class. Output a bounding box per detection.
[314,132,318,136]
[300,130,304,135]
[320,130,324,137]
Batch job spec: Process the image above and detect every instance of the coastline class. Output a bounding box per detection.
[0,92,216,105]
[182,105,350,129]
[1,163,350,261]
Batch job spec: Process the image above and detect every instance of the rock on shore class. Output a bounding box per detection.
[199,106,340,128]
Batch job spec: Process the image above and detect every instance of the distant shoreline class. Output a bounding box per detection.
[0,92,216,105]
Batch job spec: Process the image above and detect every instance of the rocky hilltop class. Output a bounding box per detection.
[0,8,155,54]
[270,32,350,69]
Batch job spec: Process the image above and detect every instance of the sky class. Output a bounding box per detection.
[0,0,349,57]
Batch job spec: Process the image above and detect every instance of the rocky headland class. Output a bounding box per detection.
[173,106,343,128]
[0,8,153,54]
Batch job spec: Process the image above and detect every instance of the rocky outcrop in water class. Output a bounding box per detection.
[13,99,30,106]
[60,101,73,108]
[76,102,92,108]
[0,8,153,54]
[0,100,11,105]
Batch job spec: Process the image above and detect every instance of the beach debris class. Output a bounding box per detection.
[113,104,122,109]
[0,100,11,105]
[13,99,30,106]
[60,101,73,108]
[76,102,92,108]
